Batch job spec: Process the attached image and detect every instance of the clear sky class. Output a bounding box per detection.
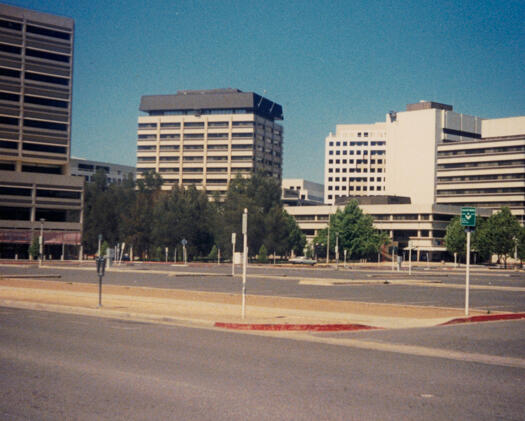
[5,0,525,183]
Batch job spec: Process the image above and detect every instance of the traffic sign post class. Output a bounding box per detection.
[461,207,476,316]
[461,207,476,227]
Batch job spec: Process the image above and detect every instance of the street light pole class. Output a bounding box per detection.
[39,218,45,267]
[326,222,330,264]
[335,232,339,268]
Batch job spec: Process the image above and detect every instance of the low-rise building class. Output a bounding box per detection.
[282,178,324,205]
[70,157,135,184]
[285,202,491,261]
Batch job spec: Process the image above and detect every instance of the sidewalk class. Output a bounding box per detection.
[0,277,504,331]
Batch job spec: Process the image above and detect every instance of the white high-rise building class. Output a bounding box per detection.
[324,123,386,204]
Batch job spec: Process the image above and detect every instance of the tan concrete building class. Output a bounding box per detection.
[324,123,386,204]
[385,101,482,205]
[136,89,283,195]
[285,201,492,261]
[436,116,525,225]
[0,4,83,259]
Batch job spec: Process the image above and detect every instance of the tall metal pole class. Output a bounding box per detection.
[408,242,412,276]
[335,232,339,269]
[39,218,45,267]
[231,233,236,276]
[242,208,248,319]
[465,229,471,316]
[326,222,330,264]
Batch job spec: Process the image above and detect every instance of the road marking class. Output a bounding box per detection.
[286,334,525,369]
[298,279,525,292]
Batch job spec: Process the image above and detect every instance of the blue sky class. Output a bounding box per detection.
[6,0,525,183]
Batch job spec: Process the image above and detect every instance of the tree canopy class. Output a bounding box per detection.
[82,171,305,260]
[313,199,389,260]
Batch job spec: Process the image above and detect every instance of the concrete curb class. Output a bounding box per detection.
[440,313,525,326]
[214,322,381,332]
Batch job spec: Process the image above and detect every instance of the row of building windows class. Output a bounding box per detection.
[0,19,71,40]
[328,167,383,174]
[328,185,386,191]
[437,159,525,170]
[328,140,385,147]
[437,145,525,157]
[138,133,255,141]
[328,150,385,156]
[0,206,79,222]
[328,159,384,165]
[0,42,70,63]
[0,67,70,87]
[138,121,259,129]
[0,92,69,108]
[437,187,525,195]
[328,177,384,182]
[0,116,68,132]
[437,173,525,183]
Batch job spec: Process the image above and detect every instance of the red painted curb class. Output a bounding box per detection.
[214,322,381,332]
[441,313,525,326]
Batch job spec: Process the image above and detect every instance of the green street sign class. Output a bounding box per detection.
[461,207,476,227]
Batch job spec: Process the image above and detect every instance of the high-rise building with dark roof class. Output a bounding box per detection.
[137,88,283,195]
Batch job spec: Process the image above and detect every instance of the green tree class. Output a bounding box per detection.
[208,245,218,261]
[444,216,466,262]
[314,200,388,260]
[28,236,39,260]
[257,244,268,263]
[517,226,525,265]
[487,207,521,267]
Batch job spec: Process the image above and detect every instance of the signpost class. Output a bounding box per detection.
[242,209,248,319]
[231,233,236,276]
[461,207,476,316]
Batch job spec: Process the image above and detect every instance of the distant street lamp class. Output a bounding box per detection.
[39,218,45,267]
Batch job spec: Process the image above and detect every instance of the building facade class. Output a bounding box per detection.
[435,116,525,224]
[285,202,491,261]
[324,123,386,204]
[385,101,482,205]
[136,89,283,195]
[70,157,136,184]
[282,178,324,205]
[0,4,82,259]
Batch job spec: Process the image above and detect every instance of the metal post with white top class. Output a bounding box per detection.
[242,209,248,319]
[231,233,236,276]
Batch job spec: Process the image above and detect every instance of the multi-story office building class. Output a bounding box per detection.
[436,116,525,224]
[70,157,136,184]
[385,101,482,205]
[324,123,386,204]
[0,4,82,259]
[136,88,283,195]
[282,178,324,205]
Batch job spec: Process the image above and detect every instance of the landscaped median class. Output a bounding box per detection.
[0,277,514,331]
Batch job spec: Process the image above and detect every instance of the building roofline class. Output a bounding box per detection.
[139,89,283,121]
